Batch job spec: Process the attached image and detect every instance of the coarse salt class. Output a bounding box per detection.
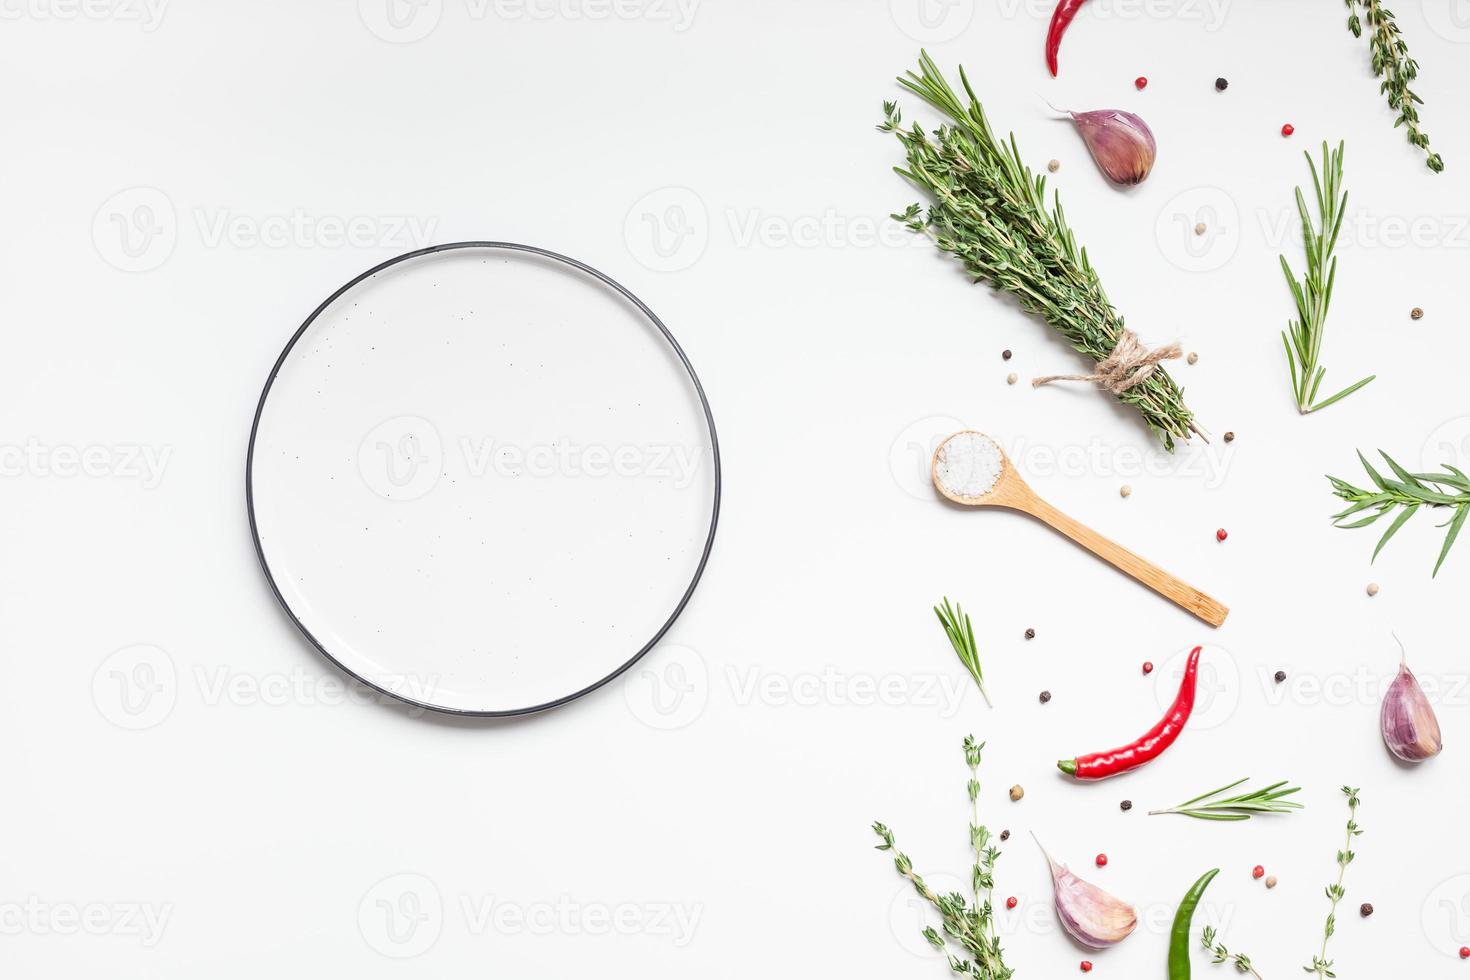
[936,431,1003,499]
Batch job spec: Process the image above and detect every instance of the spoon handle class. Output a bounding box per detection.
[1021,495,1229,627]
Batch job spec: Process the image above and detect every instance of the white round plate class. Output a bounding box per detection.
[247,243,720,715]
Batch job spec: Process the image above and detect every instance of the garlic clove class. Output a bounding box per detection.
[1069,109,1157,186]
[1381,656,1442,763]
[1035,835,1138,948]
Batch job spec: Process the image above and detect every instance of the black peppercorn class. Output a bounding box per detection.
[1274,670,1286,683]
[1215,77,1229,91]
[1000,829,1010,841]
[1360,903,1374,917]
[1039,690,1052,703]
[1024,627,1035,639]
[1120,800,1132,811]
[1002,349,1013,360]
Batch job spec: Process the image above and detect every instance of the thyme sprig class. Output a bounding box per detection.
[935,597,991,707]
[1280,141,1373,414]
[1305,786,1362,978]
[1328,451,1470,575]
[1203,925,1265,979]
[880,51,1200,450]
[1344,0,1444,172]
[1149,777,1303,821]
[873,735,1014,979]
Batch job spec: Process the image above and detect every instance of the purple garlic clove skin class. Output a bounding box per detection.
[1036,836,1137,948]
[1382,659,1442,762]
[1070,109,1156,185]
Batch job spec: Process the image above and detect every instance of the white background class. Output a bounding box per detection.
[4,0,1470,976]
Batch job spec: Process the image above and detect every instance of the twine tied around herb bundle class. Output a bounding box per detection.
[1031,329,1182,394]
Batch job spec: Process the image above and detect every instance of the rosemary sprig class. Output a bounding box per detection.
[1344,0,1443,172]
[873,736,1014,979]
[1280,141,1373,414]
[880,51,1200,450]
[1149,777,1303,821]
[935,597,991,707]
[1305,786,1362,978]
[1328,450,1470,575]
[1202,925,1265,979]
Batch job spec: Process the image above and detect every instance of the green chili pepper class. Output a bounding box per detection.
[1168,868,1220,979]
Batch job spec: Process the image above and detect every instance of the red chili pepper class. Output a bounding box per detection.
[1058,646,1202,779]
[1046,0,1092,77]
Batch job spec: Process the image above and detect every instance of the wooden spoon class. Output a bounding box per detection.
[931,430,1228,627]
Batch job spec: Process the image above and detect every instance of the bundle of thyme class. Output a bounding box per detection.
[1344,0,1444,172]
[1328,451,1470,575]
[1280,142,1374,414]
[880,52,1200,450]
[1305,787,1362,978]
[873,736,1013,979]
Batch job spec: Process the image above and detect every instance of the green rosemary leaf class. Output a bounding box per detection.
[1371,502,1418,560]
[1149,778,1303,820]
[1433,504,1469,577]
[934,597,991,707]
[1331,451,1470,571]
[1310,374,1375,413]
[1280,142,1371,414]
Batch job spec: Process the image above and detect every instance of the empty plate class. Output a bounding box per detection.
[246,242,720,715]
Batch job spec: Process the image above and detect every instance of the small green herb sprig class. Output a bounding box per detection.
[1328,451,1470,575]
[1202,925,1264,979]
[935,598,991,707]
[873,736,1013,979]
[1305,786,1362,978]
[1344,0,1443,172]
[1149,777,1303,821]
[1280,141,1374,414]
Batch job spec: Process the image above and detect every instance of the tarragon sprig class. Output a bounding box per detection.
[935,597,991,707]
[1344,0,1443,172]
[1149,778,1303,821]
[1328,451,1470,575]
[1305,786,1362,978]
[1203,925,1265,979]
[880,51,1200,450]
[873,736,1014,979]
[1280,141,1374,415]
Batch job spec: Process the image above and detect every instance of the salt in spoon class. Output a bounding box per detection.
[931,431,1228,627]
